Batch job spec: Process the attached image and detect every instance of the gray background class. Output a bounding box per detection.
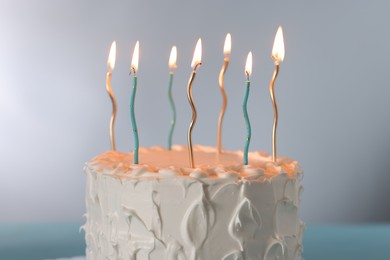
[1,0,389,224]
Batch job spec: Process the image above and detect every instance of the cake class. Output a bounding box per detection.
[83,145,304,260]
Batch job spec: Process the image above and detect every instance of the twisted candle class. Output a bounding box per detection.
[167,46,177,150]
[242,51,252,165]
[106,72,117,151]
[187,38,202,168]
[217,33,231,154]
[269,64,279,163]
[243,74,251,165]
[167,72,176,150]
[187,63,200,168]
[130,41,140,164]
[130,68,139,164]
[106,41,117,151]
[269,26,285,163]
[217,58,229,154]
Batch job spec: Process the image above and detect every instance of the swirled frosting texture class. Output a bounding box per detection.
[83,145,304,260]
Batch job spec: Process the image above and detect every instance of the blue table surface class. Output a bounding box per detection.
[0,223,389,260]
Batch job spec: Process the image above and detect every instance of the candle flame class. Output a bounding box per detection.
[224,33,231,55]
[131,41,139,72]
[272,26,285,63]
[245,51,252,76]
[108,41,116,72]
[169,46,177,69]
[191,38,202,68]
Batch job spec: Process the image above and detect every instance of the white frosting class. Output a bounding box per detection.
[83,145,304,260]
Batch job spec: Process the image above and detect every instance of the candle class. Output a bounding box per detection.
[187,38,202,168]
[106,41,117,151]
[130,41,140,164]
[243,52,252,165]
[269,26,285,162]
[167,46,177,150]
[217,33,231,154]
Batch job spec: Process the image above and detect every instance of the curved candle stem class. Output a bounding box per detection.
[269,64,280,163]
[130,71,139,164]
[167,72,176,150]
[217,58,229,154]
[187,64,200,168]
[243,78,251,165]
[106,72,117,151]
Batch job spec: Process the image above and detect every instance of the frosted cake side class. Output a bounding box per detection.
[83,145,304,260]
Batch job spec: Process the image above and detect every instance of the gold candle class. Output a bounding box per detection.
[187,38,202,168]
[217,33,231,154]
[106,41,117,151]
[269,26,285,162]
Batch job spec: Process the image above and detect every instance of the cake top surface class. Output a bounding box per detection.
[87,145,302,180]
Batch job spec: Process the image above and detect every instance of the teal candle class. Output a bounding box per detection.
[243,79,251,165]
[130,41,140,164]
[167,46,177,150]
[167,72,176,150]
[130,74,139,164]
[243,52,252,165]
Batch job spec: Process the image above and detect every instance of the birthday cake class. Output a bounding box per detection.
[83,145,304,260]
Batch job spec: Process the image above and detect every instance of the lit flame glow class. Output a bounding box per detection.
[272,26,285,63]
[131,41,139,72]
[245,51,252,76]
[224,33,231,55]
[191,38,202,68]
[108,41,116,71]
[169,46,177,69]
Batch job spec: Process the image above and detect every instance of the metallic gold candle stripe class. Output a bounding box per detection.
[269,64,280,162]
[106,72,117,151]
[217,58,229,154]
[186,64,200,168]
